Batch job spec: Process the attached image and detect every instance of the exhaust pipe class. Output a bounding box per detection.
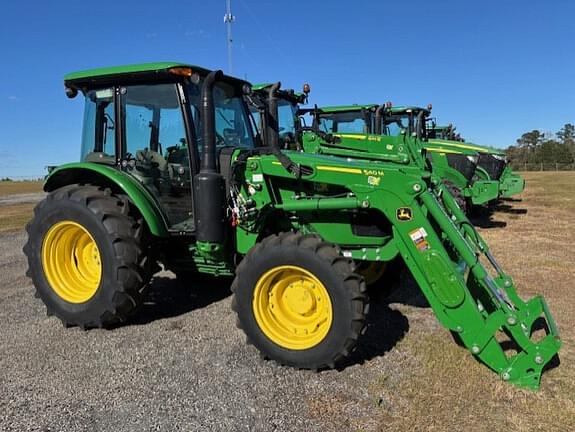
[416,110,426,140]
[266,82,281,149]
[194,69,226,245]
[374,105,385,135]
[200,70,223,173]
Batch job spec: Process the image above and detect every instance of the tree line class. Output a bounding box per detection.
[506,124,575,168]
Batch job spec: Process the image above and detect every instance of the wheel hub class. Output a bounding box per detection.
[253,265,333,350]
[41,221,102,303]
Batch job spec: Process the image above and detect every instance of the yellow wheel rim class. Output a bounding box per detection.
[252,265,333,350]
[357,261,387,286]
[41,221,102,303]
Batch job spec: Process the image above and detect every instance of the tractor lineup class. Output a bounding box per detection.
[24,63,559,391]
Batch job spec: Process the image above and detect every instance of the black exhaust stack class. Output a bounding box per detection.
[374,105,385,135]
[194,70,226,244]
[265,81,301,177]
[415,110,426,140]
[266,82,281,150]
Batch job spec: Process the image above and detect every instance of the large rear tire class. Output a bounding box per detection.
[231,232,368,369]
[23,184,152,328]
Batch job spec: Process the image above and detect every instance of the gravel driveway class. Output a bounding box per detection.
[0,231,413,432]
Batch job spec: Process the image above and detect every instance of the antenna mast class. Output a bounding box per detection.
[224,0,235,74]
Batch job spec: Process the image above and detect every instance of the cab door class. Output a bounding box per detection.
[118,83,197,232]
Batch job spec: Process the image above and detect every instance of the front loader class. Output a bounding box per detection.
[24,64,559,390]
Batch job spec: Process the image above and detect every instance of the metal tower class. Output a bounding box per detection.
[224,0,235,74]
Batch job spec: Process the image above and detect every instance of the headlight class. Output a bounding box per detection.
[466,155,479,164]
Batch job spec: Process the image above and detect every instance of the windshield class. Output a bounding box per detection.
[278,99,297,135]
[384,114,411,136]
[190,80,256,156]
[316,111,371,134]
[384,110,428,138]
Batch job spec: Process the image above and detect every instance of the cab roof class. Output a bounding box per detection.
[64,62,248,89]
[318,104,378,113]
[388,105,431,116]
[431,125,451,131]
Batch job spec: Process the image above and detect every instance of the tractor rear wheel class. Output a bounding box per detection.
[231,232,368,369]
[23,184,151,328]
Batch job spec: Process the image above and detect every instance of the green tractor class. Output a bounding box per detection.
[426,121,525,198]
[415,110,526,200]
[24,64,559,389]
[427,123,465,142]
[291,102,499,212]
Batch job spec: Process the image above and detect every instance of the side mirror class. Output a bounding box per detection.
[65,86,78,99]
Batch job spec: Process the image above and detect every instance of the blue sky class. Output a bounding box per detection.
[1,0,574,178]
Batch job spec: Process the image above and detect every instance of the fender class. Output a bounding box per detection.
[44,162,170,237]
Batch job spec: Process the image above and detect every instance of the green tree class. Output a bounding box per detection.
[557,123,575,162]
[514,130,543,163]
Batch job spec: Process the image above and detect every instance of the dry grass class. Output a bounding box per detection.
[314,172,575,432]
[0,180,43,196]
[0,203,35,233]
[0,181,42,232]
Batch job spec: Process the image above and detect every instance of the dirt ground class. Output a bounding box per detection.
[0,173,573,431]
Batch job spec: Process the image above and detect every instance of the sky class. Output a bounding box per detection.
[1,0,574,178]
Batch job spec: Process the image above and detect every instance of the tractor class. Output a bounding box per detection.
[427,123,526,199]
[392,106,526,199]
[24,63,559,389]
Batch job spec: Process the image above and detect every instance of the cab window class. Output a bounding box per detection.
[81,88,115,162]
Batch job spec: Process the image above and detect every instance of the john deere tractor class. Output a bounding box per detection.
[395,107,526,200]
[24,63,559,389]
[428,125,526,199]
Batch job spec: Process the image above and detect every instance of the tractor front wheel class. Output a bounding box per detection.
[231,232,368,369]
[23,184,152,328]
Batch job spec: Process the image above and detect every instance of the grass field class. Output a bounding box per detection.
[0,181,43,233]
[0,180,43,196]
[0,203,37,233]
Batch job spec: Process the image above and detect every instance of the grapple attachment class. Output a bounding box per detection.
[399,183,560,390]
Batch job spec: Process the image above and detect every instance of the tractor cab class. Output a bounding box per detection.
[64,63,256,233]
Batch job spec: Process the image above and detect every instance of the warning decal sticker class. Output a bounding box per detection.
[409,227,430,252]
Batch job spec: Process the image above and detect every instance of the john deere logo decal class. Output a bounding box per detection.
[397,207,413,221]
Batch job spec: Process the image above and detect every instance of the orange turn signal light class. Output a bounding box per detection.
[168,67,193,77]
